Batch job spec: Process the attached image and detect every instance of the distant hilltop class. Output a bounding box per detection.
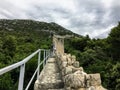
[0,19,80,36]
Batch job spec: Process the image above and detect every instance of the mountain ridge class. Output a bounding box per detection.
[0,19,80,36]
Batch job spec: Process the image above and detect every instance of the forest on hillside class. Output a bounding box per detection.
[0,20,120,90]
[65,22,120,90]
[0,29,52,90]
[0,19,76,90]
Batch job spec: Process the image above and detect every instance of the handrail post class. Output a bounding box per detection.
[43,50,45,68]
[18,64,25,90]
[46,50,48,60]
[45,50,47,64]
[37,50,41,79]
[45,50,46,64]
[48,50,50,58]
[47,50,49,59]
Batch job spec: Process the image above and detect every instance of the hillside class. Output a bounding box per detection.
[0,19,81,68]
[0,19,80,90]
[0,19,76,35]
[0,19,120,90]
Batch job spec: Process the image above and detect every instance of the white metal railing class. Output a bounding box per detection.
[0,49,51,90]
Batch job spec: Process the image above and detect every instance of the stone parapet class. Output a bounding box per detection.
[56,53,107,90]
[34,54,107,90]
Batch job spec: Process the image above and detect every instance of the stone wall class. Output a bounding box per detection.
[34,35,107,90]
[53,35,64,55]
[56,53,107,90]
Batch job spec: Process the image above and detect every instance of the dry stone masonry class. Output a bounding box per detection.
[34,35,107,90]
[56,53,106,90]
[53,35,64,55]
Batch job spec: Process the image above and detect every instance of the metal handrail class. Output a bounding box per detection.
[0,49,51,90]
[25,51,50,90]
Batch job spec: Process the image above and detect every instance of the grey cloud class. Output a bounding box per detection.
[0,0,119,38]
[66,0,118,38]
[27,7,53,21]
[109,1,120,24]
[26,5,67,21]
[95,29,111,39]
[74,0,107,28]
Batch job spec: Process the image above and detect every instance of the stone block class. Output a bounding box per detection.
[62,61,67,68]
[72,67,83,73]
[62,66,73,76]
[61,55,67,61]
[89,73,101,86]
[73,61,79,68]
[67,54,71,58]
[67,58,72,65]
[64,72,86,89]
[71,55,76,63]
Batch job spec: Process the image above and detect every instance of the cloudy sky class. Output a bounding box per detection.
[0,0,120,38]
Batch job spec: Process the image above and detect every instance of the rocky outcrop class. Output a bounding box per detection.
[56,53,107,90]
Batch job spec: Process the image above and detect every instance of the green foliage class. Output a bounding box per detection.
[64,23,120,89]
[70,36,90,51]
[0,19,120,90]
[2,35,16,58]
[0,19,75,35]
[0,73,14,90]
[107,23,120,60]
[104,62,120,90]
[0,19,76,90]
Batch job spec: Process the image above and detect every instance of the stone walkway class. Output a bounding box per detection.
[36,58,64,90]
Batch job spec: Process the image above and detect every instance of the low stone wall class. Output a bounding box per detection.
[56,53,107,90]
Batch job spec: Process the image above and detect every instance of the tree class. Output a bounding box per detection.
[0,73,14,90]
[2,35,16,58]
[105,62,120,90]
[70,36,90,51]
[107,22,120,60]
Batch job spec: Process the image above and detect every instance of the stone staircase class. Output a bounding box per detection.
[34,58,64,90]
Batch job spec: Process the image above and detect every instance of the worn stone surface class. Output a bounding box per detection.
[56,53,106,90]
[34,35,106,90]
[34,56,106,90]
[34,58,64,90]
[73,61,79,68]
[64,70,87,89]
[35,35,107,90]
[53,35,64,55]
[62,66,73,76]
[89,73,101,86]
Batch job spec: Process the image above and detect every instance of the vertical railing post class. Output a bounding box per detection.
[37,49,41,79]
[18,64,25,90]
[49,50,50,58]
[47,50,49,59]
[46,50,48,62]
[43,50,45,67]
[45,50,47,64]
[49,50,51,58]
